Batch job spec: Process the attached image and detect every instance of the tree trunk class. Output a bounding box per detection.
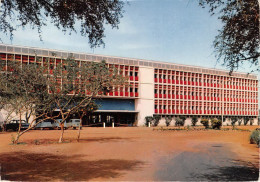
[14,111,22,144]
[77,117,83,142]
[59,123,64,143]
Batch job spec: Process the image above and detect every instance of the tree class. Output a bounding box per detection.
[0,56,126,144]
[145,116,153,127]
[0,61,55,144]
[231,117,238,129]
[199,0,259,74]
[47,58,126,143]
[175,116,185,127]
[200,118,209,129]
[243,117,249,125]
[152,115,161,127]
[0,0,124,48]
[76,100,98,142]
[210,118,222,129]
[165,116,172,127]
[191,116,198,126]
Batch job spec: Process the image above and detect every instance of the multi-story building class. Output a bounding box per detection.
[0,44,258,126]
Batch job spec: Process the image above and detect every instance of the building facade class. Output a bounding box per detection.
[0,44,258,126]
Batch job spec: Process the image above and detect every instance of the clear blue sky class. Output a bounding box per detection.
[0,0,257,74]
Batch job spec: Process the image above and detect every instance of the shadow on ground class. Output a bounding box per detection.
[0,152,144,181]
[198,162,259,181]
[155,143,259,181]
[24,137,134,145]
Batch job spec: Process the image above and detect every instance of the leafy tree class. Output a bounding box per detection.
[199,0,259,73]
[0,0,124,48]
[238,118,242,126]
[48,58,126,143]
[145,116,153,127]
[76,100,98,142]
[0,57,126,143]
[243,117,249,126]
[231,117,238,129]
[0,61,55,144]
[191,116,198,126]
[179,116,186,126]
[249,118,254,125]
[211,118,222,130]
[165,116,172,127]
[152,115,161,127]
[200,118,209,129]
[175,116,185,127]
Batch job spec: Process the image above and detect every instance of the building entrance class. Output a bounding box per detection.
[82,112,137,127]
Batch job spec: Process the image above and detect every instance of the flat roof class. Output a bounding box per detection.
[0,44,258,80]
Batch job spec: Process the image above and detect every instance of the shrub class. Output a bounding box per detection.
[165,116,172,127]
[175,117,184,127]
[231,117,238,129]
[211,118,222,130]
[244,117,249,125]
[191,116,198,126]
[249,129,260,147]
[200,118,209,129]
[238,118,242,126]
[145,116,153,127]
[249,118,254,125]
[153,115,161,127]
[179,116,186,126]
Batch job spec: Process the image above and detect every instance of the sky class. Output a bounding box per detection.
[0,0,258,75]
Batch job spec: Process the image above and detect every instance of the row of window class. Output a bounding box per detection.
[154,78,257,91]
[154,69,257,88]
[154,109,258,115]
[154,105,258,111]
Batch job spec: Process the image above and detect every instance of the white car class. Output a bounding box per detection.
[36,119,58,130]
[55,119,68,129]
[67,119,81,129]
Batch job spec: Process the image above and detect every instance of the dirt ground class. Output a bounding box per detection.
[0,126,259,181]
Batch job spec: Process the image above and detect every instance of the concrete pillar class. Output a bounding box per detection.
[135,67,154,126]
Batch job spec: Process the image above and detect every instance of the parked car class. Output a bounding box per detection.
[55,119,68,130]
[67,119,81,129]
[55,119,81,130]
[36,119,56,130]
[5,120,29,132]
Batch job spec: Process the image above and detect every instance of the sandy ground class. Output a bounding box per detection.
[0,126,259,181]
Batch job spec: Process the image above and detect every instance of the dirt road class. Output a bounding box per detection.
[0,126,258,181]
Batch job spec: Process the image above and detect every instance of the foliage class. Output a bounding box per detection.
[0,57,126,143]
[0,61,54,144]
[238,118,242,126]
[48,58,126,142]
[200,118,209,129]
[145,116,153,127]
[152,115,161,127]
[199,0,259,73]
[165,116,172,127]
[210,118,222,130]
[0,0,124,48]
[175,116,185,127]
[249,118,254,126]
[249,129,260,147]
[231,117,238,129]
[243,117,249,126]
[191,116,198,126]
